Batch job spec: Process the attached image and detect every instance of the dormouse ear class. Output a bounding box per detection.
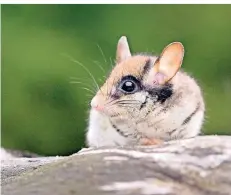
[116,36,131,63]
[153,42,184,85]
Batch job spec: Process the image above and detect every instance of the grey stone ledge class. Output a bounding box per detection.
[1,135,231,195]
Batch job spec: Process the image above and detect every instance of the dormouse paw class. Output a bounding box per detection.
[139,138,164,146]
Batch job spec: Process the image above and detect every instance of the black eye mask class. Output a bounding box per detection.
[145,83,173,104]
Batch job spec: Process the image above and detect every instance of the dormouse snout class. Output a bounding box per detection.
[90,96,104,112]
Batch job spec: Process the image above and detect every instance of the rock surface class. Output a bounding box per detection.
[1,136,231,195]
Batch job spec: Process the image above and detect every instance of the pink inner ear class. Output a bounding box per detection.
[153,72,167,85]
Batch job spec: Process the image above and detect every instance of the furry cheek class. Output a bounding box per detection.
[104,102,135,119]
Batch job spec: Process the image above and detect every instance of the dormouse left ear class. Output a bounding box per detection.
[116,36,131,63]
[152,42,184,85]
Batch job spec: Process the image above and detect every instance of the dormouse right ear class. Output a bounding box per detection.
[116,36,131,63]
[148,42,184,85]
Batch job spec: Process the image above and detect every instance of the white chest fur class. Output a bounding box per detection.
[87,109,128,147]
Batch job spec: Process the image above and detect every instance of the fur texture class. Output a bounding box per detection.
[86,37,205,147]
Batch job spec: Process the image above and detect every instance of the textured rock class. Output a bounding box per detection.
[2,136,231,195]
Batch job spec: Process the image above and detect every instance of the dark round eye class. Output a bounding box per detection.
[120,80,138,93]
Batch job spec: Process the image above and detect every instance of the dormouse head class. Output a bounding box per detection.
[90,36,184,118]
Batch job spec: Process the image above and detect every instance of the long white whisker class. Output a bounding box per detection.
[69,79,96,93]
[70,81,95,94]
[61,53,100,90]
[92,60,106,74]
[81,87,95,95]
[96,44,107,66]
[109,56,114,68]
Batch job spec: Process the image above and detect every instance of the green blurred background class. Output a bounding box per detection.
[2,5,231,156]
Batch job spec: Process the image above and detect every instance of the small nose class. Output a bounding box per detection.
[90,97,104,111]
[92,104,104,111]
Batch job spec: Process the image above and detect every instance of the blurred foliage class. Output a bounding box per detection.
[2,5,231,156]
